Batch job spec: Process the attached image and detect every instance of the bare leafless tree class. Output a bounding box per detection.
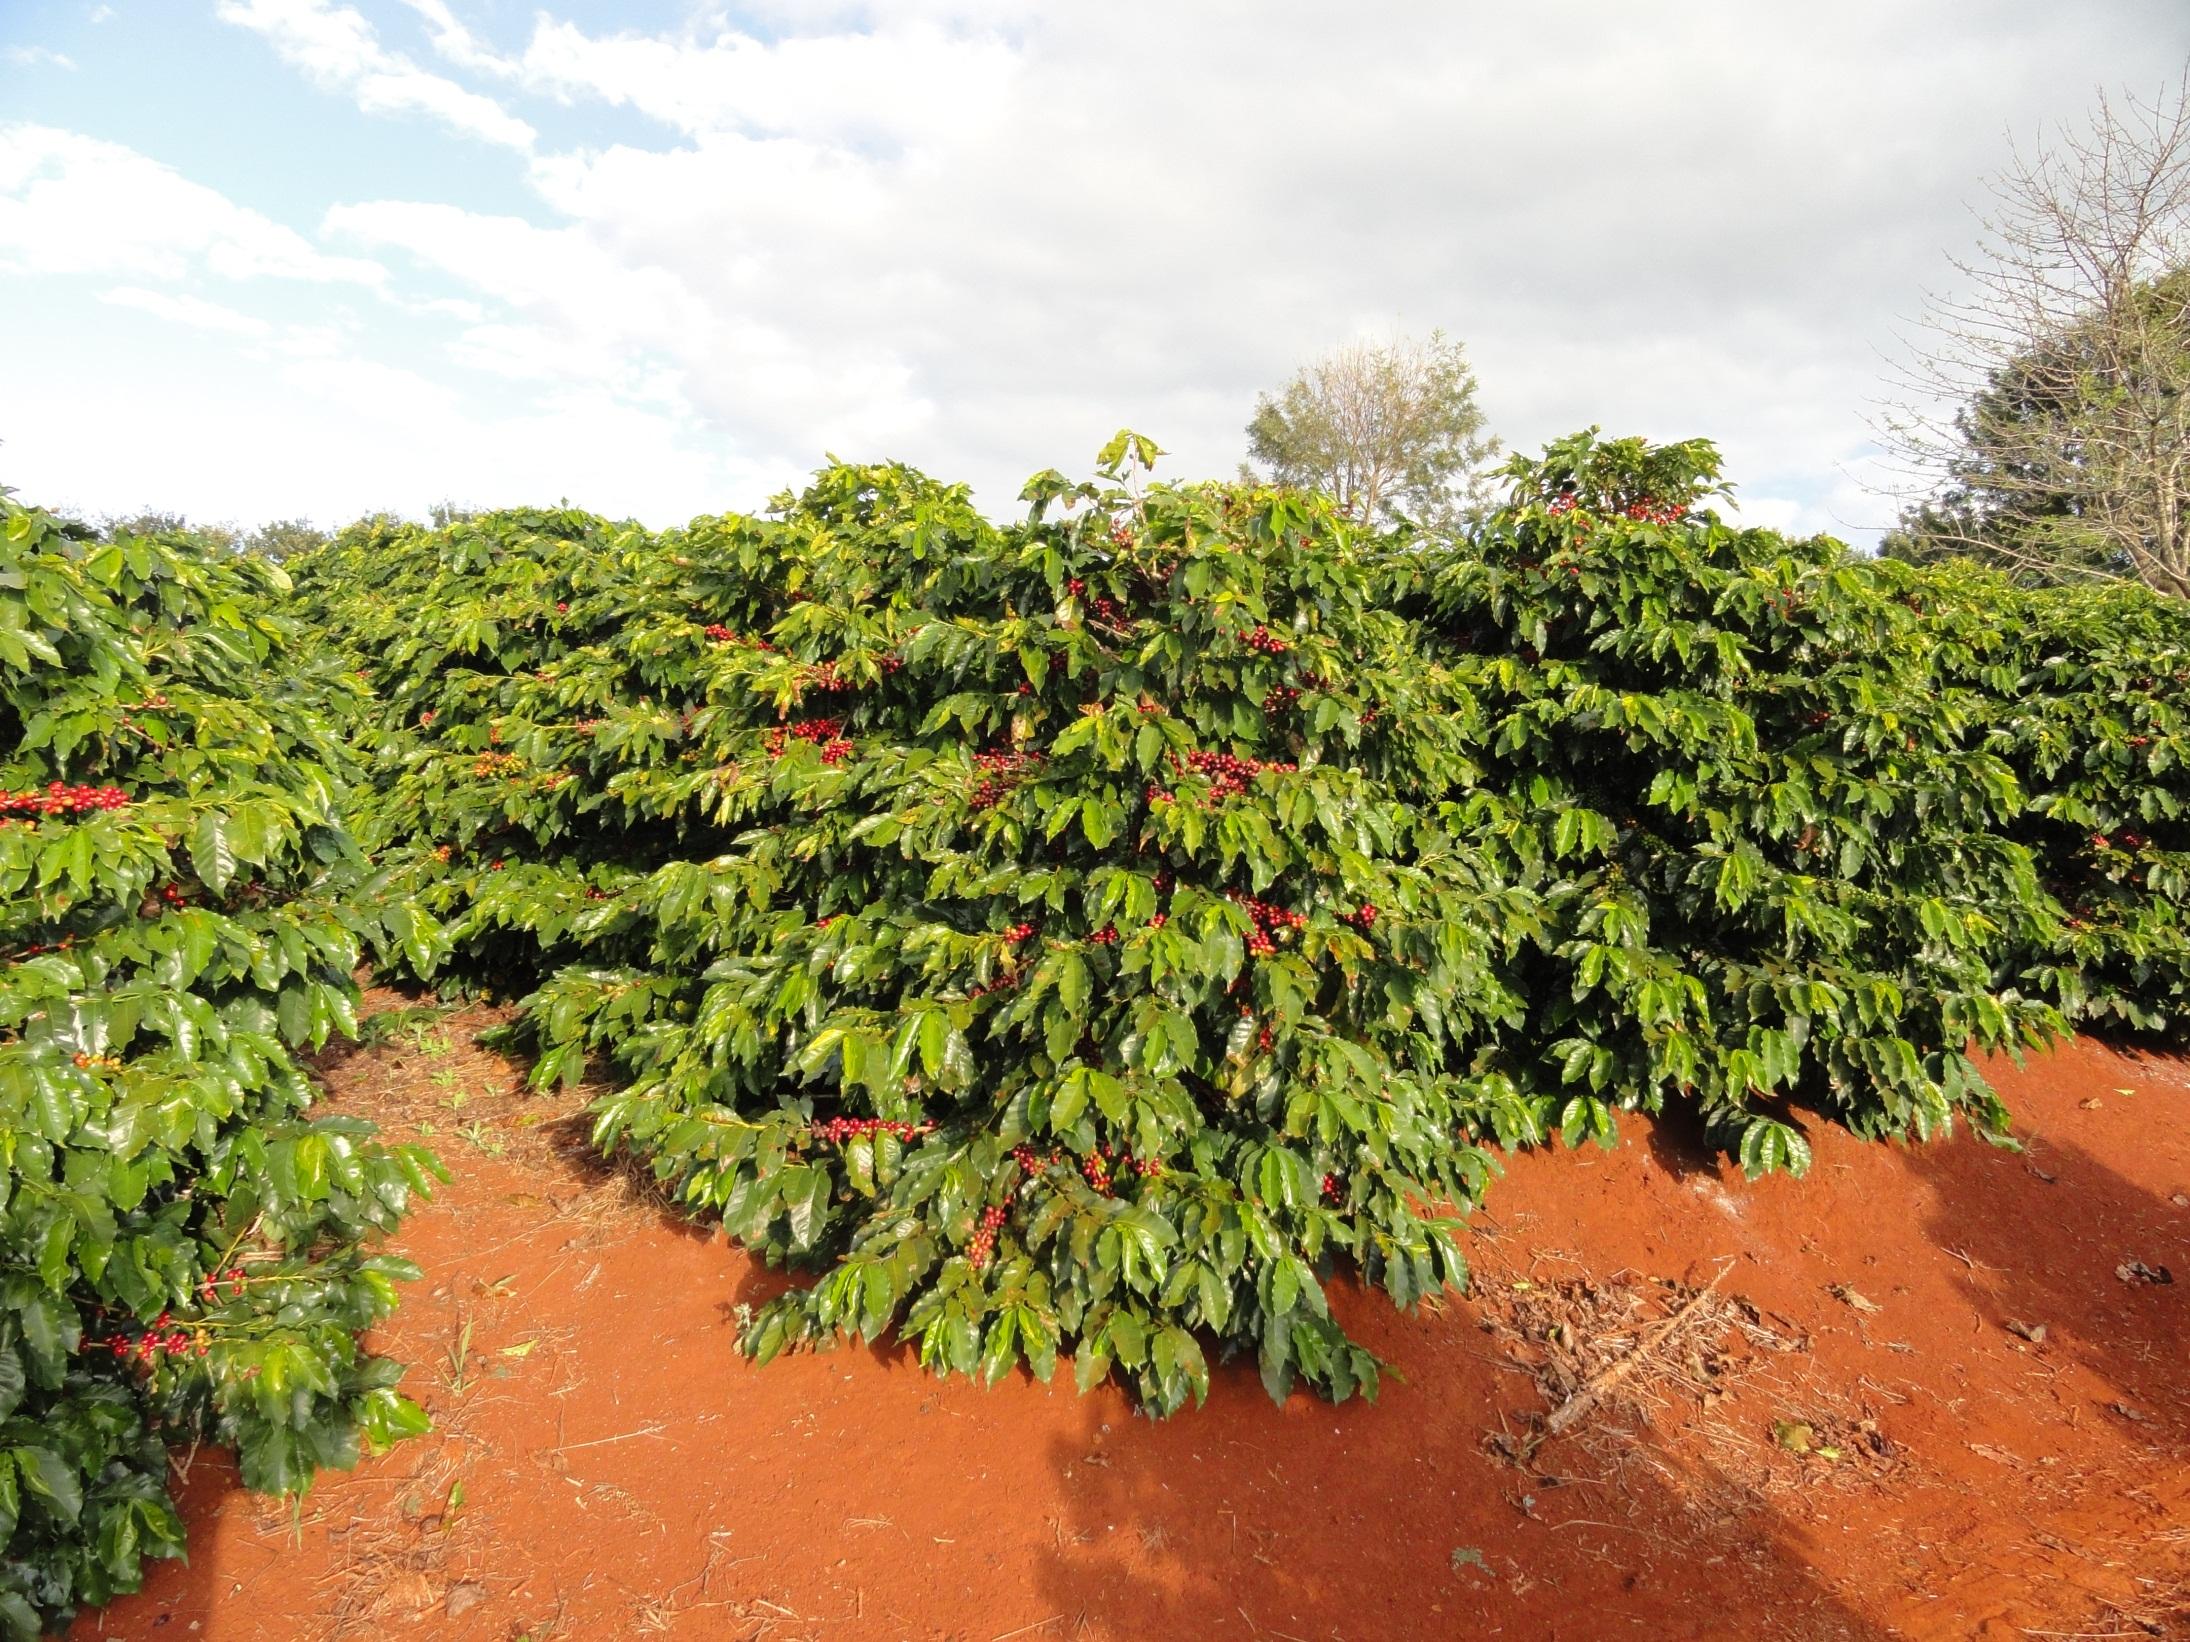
[1882,71,2190,598]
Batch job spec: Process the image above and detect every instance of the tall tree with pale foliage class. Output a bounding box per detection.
[1245,331,1498,532]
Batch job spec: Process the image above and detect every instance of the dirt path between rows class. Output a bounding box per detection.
[70,994,2190,1641]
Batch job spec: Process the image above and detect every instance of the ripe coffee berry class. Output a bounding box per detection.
[813,1116,935,1145]
[970,747,1044,809]
[967,1203,1009,1268]
[0,782,130,818]
[765,718,844,758]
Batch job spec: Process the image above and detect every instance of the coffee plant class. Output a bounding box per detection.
[296,429,2188,1425]
[1399,431,2187,1168]
[1909,566,2190,1032]
[0,496,434,1636]
[302,436,1554,1414]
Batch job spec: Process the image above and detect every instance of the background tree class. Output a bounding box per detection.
[1883,73,2190,598]
[1244,330,1498,532]
[241,517,332,559]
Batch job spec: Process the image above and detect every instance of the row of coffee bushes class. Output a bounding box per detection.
[292,432,2187,1418]
[294,442,1541,1413]
[0,497,434,1634]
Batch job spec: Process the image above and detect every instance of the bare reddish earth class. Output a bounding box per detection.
[69,1002,2189,1642]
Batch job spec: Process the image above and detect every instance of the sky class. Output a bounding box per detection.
[2,2,2185,542]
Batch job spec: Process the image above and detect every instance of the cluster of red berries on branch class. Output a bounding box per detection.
[967,1204,1008,1269]
[969,747,1045,810]
[140,882,189,918]
[1010,1144,1161,1198]
[1077,1144,1161,1194]
[201,1266,249,1300]
[71,1052,124,1073]
[472,751,524,780]
[765,719,846,761]
[1148,912,1167,929]
[812,1116,935,1146]
[1261,685,1301,714]
[1320,1173,1339,1200]
[100,1324,208,1365]
[419,710,436,725]
[555,601,570,613]
[1003,922,1038,944]
[0,783,130,818]
[703,624,735,642]
[1147,748,1297,809]
[1245,626,1291,655]
[1232,890,1307,957]
[1619,497,1685,525]
[1237,1005,1277,1052]
[1089,924,1119,946]
[966,968,1020,1001]
[583,886,611,901]
[1346,903,1378,929]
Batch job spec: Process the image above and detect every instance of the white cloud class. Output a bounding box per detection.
[393,0,506,75]
[352,0,2181,530]
[510,17,1019,146]
[0,124,383,285]
[4,45,76,70]
[101,285,273,336]
[216,0,535,150]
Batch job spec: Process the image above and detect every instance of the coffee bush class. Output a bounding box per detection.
[0,497,434,1635]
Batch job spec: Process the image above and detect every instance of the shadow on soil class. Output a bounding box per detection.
[1902,1123,2189,1442]
[1018,1308,1897,1642]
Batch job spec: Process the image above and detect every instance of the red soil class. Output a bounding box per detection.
[71,1004,2189,1642]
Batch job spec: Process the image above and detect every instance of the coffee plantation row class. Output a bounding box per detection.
[2,431,2184,1632]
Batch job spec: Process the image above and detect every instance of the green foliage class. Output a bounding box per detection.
[0,495,435,1634]
[304,460,1541,1416]
[1405,428,2187,1164]
[1910,563,2190,1030]
[300,429,2188,1425]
